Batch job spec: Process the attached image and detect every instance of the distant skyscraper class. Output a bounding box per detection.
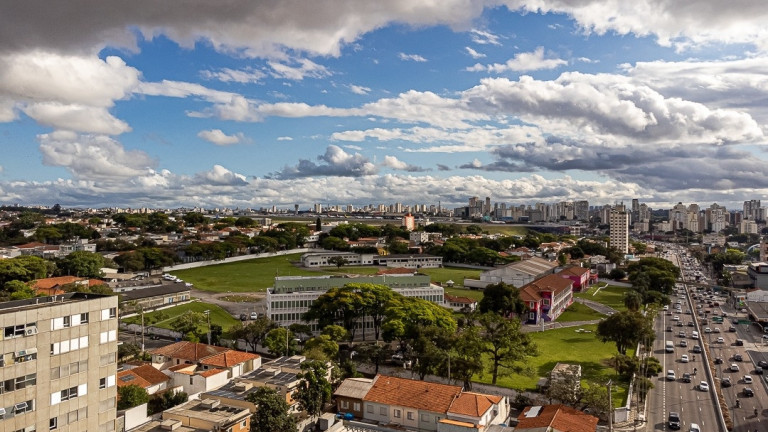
[609,206,630,254]
[744,199,761,221]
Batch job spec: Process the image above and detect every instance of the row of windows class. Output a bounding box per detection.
[50,336,89,355]
[51,313,89,330]
[3,323,37,339]
[0,399,34,421]
[49,407,87,430]
[271,300,314,310]
[0,349,38,367]
[101,308,117,321]
[100,330,117,344]
[100,352,117,366]
[0,374,37,394]
[50,384,87,405]
[365,404,439,423]
[99,397,116,413]
[51,360,88,380]
[99,375,116,389]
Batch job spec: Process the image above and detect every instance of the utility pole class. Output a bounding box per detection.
[607,379,613,432]
[204,310,211,345]
[141,307,145,352]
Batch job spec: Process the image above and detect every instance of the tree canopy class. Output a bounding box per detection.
[245,387,296,432]
[596,310,654,355]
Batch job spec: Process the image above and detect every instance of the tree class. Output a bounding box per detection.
[478,282,527,317]
[382,296,457,351]
[245,387,296,432]
[355,283,395,340]
[320,324,348,342]
[117,384,149,410]
[387,240,409,254]
[596,311,654,355]
[295,360,332,419]
[149,390,188,414]
[4,280,36,300]
[302,335,339,361]
[352,342,392,375]
[477,313,537,385]
[327,256,349,269]
[264,327,297,356]
[170,311,206,341]
[546,364,582,407]
[57,251,105,278]
[609,268,626,280]
[304,286,364,341]
[580,381,611,420]
[623,290,643,312]
[448,325,485,389]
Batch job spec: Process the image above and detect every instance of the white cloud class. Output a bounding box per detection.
[466,47,567,73]
[469,29,502,46]
[465,47,486,59]
[196,165,248,186]
[268,145,377,179]
[197,129,244,146]
[200,67,266,84]
[277,136,293,141]
[268,58,331,80]
[398,53,427,62]
[381,155,428,172]
[349,84,371,95]
[23,103,131,135]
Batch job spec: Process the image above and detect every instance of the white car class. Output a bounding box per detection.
[731,363,740,372]
[664,305,669,311]
[716,337,724,343]
[667,370,676,380]
[744,375,753,384]
[704,327,711,333]
[714,327,721,333]
[673,316,680,321]
[699,381,709,391]
[690,423,701,432]
[681,354,689,363]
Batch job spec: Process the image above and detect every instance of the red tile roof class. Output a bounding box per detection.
[517,404,598,432]
[444,294,477,305]
[117,365,170,389]
[150,341,229,363]
[363,375,462,413]
[522,274,574,297]
[447,392,503,418]
[558,266,590,277]
[199,368,226,378]
[201,350,260,368]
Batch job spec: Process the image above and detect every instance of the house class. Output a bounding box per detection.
[131,399,250,432]
[30,275,106,296]
[340,374,509,432]
[515,404,598,432]
[520,274,574,324]
[557,266,591,292]
[149,341,261,379]
[334,377,375,418]
[117,364,172,395]
[444,294,478,312]
[165,364,230,397]
[464,257,557,290]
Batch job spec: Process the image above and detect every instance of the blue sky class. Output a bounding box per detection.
[2,1,768,210]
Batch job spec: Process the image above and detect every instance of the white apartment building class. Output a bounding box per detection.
[0,293,119,432]
[609,207,629,254]
[266,274,445,331]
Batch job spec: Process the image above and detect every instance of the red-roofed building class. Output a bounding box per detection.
[516,404,598,432]
[558,266,592,292]
[30,276,106,296]
[444,392,508,429]
[444,294,478,312]
[520,274,574,324]
[117,364,171,395]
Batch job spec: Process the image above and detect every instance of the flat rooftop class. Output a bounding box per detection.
[0,292,113,314]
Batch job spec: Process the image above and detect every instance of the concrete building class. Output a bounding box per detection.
[464,257,558,289]
[609,206,629,254]
[131,399,250,432]
[266,273,445,330]
[0,292,119,432]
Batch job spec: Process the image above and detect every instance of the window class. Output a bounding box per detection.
[394,409,401,418]
[99,353,116,366]
[99,378,106,389]
[353,402,361,411]
[60,386,78,402]
[379,407,387,416]
[367,405,373,413]
[63,316,70,328]
[50,418,58,430]
[80,313,89,323]
[240,420,247,428]
[51,367,60,380]
[341,400,349,409]
[407,412,414,420]
[109,308,116,318]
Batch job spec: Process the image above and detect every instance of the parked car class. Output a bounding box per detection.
[744,375,753,384]
[758,360,768,369]
[250,312,259,320]
[239,314,247,321]
[736,339,744,346]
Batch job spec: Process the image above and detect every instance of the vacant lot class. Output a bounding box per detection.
[556,302,606,322]
[475,324,627,406]
[123,302,241,333]
[575,285,629,312]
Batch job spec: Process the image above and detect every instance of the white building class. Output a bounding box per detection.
[609,206,629,254]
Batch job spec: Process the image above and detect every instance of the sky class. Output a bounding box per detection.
[2,1,768,211]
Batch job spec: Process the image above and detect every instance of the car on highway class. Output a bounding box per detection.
[690,423,700,432]
[667,370,677,381]
[691,330,699,338]
[664,305,669,311]
[714,327,721,333]
[680,340,688,347]
[743,387,755,397]
[744,375,753,384]
[714,357,723,364]
[673,316,680,321]
[682,372,692,383]
[736,339,744,346]
[667,326,673,332]
[754,368,763,375]
[758,360,768,369]
[734,353,743,361]
[668,412,681,430]
[731,363,740,371]
[693,345,702,353]
[681,354,689,363]
[729,326,737,332]
[688,321,695,327]
[721,377,732,387]
[679,331,686,338]
[716,337,724,343]
[699,381,709,391]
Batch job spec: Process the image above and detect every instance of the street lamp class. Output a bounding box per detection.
[204,310,211,345]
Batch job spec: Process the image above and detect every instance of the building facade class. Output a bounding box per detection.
[609,206,629,254]
[0,293,119,432]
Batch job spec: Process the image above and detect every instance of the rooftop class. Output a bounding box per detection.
[0,292,114,314]
[363,375,462,414]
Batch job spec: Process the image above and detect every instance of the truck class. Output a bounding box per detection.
[666,341,675,353]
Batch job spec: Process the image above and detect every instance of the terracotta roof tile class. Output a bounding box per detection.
[522,274,574,296]
[150,341,229,362]
[125,364,171,386]
[517,404,598,432]
[201,350,260,368]
[447,392,502,418]
[199,368,226,378]
[363,375,462,413]
[32,276,83,289]
[444,294,477,304]
[117,370,152,389]
[558,266,590,277]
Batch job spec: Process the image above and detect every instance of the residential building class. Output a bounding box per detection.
[30,276,106,296]
[464,257,557,289]
[403,213,415,231]
[520,274,574,324]
[334,377,374,418]
[131,399,250,432]
[0,292,119,432]
[515,404,598,432]
[116,364,171,396]
[740,219,758,234]
[266,273,445,330]
[609,206,629,254]
[557,266,592,292]
[444,294,478,312]
[149,341,260,380]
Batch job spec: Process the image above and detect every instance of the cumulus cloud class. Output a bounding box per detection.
[398,53,427,62]
[466,47,567,73]
[381,155,429,172]
[465,47,486,58]
[38,131,156,181]
[195,165,248,186]
[197,129,245,146]
[267,145,377,179]
[200,67,266,84]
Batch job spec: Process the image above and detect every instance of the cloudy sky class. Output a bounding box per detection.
[2,1,768,211]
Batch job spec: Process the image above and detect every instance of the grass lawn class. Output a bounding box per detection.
[170,253,322,292]
[575,285,629,312]
[556,302,606,322]
[123,301,241,333]
[473,324,628,406]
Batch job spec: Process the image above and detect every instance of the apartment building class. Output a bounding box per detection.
[0,292,119,432]
[609,207,629,254]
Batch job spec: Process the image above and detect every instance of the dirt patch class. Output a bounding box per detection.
[220,294,264,303]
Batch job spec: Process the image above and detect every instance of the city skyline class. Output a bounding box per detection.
[2,2,768,209]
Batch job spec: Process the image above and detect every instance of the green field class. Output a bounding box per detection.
[123,302,241,332]
[575,285,629,312]
[556,302,607,322]
[474,324,627,406]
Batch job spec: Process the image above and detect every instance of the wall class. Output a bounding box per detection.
[163,248,310,271]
